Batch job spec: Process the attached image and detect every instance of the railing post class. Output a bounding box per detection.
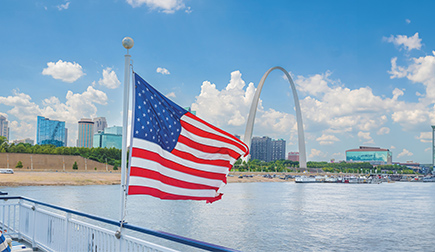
[65,212,71,252]
[116,229,123,252]
[18,199,23,240]
[1,203,4,234]
[31,203,36,249]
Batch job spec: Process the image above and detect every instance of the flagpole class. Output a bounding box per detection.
[120,37,134,228]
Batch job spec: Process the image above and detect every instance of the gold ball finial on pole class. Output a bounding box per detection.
[122,37,134,50]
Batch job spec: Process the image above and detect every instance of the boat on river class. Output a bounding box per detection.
[295,176,317,183]
[423,176,435,182]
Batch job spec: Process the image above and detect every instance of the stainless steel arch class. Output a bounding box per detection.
[243,66,307,168]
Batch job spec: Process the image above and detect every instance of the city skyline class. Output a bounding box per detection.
[1,1,435,163]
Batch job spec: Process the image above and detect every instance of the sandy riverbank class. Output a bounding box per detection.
[0,171,291,187]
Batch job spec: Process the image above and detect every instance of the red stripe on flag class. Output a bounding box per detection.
[171,149,232,168]
[178,135,242,160]
[181,119,247,154]
[131,148,228,183]
[130,166,220,190]
[184,112,249,154]
[128,186,223,203]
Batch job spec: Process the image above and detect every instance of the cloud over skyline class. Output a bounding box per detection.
[126,0,186,13]
[42,60,85,83]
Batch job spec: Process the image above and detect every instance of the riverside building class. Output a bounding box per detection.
[287,152,299,162]
[77,118,94,148]
[0,115,9,140]
[36,116,66,147]
[251,136,286,162]
[93,126,122,149]
[93,117,107,133]
[345,146,392,165]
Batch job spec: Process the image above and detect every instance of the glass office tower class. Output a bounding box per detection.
[93,126,122,149]
[36,116,66,147]
[77,118,94,148]
[346,146,392,165]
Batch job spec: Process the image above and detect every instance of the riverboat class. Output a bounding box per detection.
[295,176,317,183]
[423,176,435,182]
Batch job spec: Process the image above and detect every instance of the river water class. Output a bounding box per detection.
[2,182,435,251]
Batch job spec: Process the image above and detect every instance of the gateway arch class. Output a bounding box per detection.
[243,66,307,168]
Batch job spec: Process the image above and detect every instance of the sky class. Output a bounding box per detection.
[1,0,435,164]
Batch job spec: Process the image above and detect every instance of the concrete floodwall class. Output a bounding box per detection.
[0,153,115,172]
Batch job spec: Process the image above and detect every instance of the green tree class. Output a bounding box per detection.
[0,136,7,146]
[72,161,78,170]
[16,161,23,168]
[113,164,118,170]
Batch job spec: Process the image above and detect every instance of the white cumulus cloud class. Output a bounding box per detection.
[295,71,333,97]
[397,149,413,158]
[42,60,85,83]
[308,149,326,158]
[191,70,255,128]
[9,120,34,140]
[377,127,390,135]
[98,67,121,89]
[383,32,422,51]
[416,132,432,143]
[156,67,170,75]
[316,134,340,145]
[358,131,375,144]
[126,0,186,13]
[166,92,176,98]
[57,2,70,11]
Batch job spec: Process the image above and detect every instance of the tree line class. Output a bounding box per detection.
[0,136,121,167]
[232,158,417,174]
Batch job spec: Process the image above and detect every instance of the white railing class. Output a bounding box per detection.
[0,196,237,252]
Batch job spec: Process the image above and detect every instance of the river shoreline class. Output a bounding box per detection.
[0,171,291,187]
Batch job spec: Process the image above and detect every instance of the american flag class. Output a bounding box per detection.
[127,73,249,203]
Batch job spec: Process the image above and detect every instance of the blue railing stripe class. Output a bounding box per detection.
[0,196,239,252]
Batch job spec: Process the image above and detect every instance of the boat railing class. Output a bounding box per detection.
[0,196,238,252]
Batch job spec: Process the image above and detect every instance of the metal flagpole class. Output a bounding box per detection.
[120,37,134,230]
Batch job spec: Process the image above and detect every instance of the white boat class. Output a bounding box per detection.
[423,176,435,182]
[295,176,317,183]
[324,176,342,183]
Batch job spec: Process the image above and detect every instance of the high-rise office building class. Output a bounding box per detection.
[65,128,68,147]
[272,139,286,161]
[251,136,286,162]
[0,115,9,140]
[77,118,94,148]
[93,117,107,133]
[251,136,272,162]
[36,116,66,147]
[93,126,122,149]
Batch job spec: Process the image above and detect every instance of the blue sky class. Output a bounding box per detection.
[1,0,435,163]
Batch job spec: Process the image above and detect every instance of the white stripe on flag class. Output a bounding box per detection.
[130,157,226,187]
[181,115,247,152]
[128,176,219,198]
[174,141,237,164]
[179,128,244,157]
[132,138,229,174]
[0,240,8,252]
